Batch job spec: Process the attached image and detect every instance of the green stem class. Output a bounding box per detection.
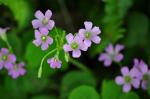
[5,39,13,53]
[69,57,92,74]
[38,48,57,78]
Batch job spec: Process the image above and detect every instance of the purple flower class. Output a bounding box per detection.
[63,33,88,58]
[32,9,55,30]
[8,62,26,79]
[0,48,16,70]
[98,44,124,67]
[47,57,62,69]
[133,58,150,90]
[78,21,101,47]
[115,67,140,93]
[33,28,53,50]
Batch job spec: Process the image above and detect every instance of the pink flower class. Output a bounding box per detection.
[33,28,53,50]
[0,48,16,70]
[47,57,62,69]
[63,33,88,58]
[32,9,55,30]
[133,58,150,90]
[115,67,140,93]
[78,21,101,47]
[8,62,26,79]
[98,44,124,67]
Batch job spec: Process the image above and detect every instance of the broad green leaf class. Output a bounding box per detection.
[101,80,140,99]
[0,0,33,29]
[102,80,122,99]
[61,71,96,99]
[119,92,140,99]
[69,85,100,99]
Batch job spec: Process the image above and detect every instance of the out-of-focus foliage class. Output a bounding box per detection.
[69,85,100,99]
[90,0,134,57]
[60,71,96,98]
[101,80,140,99]
[0,0,33,29]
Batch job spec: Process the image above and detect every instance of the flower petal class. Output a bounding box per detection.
[4,62,13,69]
[121,67,129,76]
[72,50,81,58]
[115,76,124,85]
[41,43,49,50]
[8,54,16,62]
[66,33,74,43]
[123,84,131,93]
[104,57,112,67]
[46,36,53,45]
[80,43,88,51]
[115,44,124,53]
[84,39,92,47]
[132,78,140,89]
[63,44,72,52]
[114,53,123,62]
[91,26,101,35]
[34,30,41,38]
[33,39,42,46]
[39,28,49,35]
[91,36,101,44]
[35,10,44,20]
[1,48,9,54]
[46,20,55,30]
[105,44,114,54]
[78,29,86,38]
[84,21,93,30]
[45,9,52,19]
[32,19,42,29]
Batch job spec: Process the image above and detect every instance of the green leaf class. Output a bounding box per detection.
[101,80,140,99]
[61,71,96,99]
[102,80,122,99]
[0,0,33,29]
[119,92,140,99]
[69,85,100,99]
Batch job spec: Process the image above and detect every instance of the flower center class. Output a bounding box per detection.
[143,74,149,80]
[85,32,91,39]
[14,65,19,70]
[2,55,7,61]
[42,18,49,25]
[41,36,47,42]
[71,42,79,50]
[124,76,132,83]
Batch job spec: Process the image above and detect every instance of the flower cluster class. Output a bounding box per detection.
[63,21,101,58]
[115,59,150,92]
[99,44,150,93]
[0,48,26,79]
[32,10,62,69]
[32,10,101,71]
[32,9,54,51]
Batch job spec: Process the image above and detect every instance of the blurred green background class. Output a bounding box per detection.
[0,0,150,99]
